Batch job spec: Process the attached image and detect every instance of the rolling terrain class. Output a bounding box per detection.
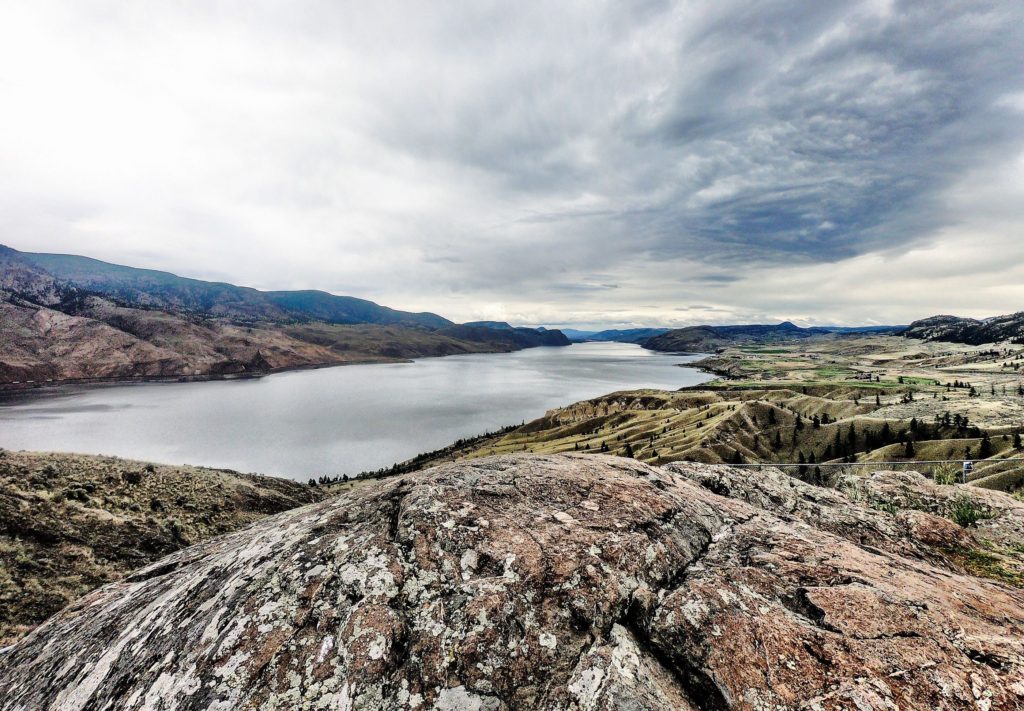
[0,245,568,387]
[445,335,1024,493]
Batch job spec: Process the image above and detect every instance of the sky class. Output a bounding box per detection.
[1,1,1023,329]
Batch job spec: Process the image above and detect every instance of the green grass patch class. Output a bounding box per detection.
[955,548,1023,586]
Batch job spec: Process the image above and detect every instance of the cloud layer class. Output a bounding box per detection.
[1,0,1023,327]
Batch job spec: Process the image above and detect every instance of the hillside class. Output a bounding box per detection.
[3,454,1023,709]
[0,450,323,646]
[643,321,900,352]
[0,246,568,386]
[904,311,1024,344]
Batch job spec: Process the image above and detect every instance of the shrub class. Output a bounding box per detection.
[931,462,959,486]
[946,495,994,528]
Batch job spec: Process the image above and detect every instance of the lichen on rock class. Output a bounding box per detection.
[2,454,1024,710]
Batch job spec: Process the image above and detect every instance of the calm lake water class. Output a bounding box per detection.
[0,343,710,480]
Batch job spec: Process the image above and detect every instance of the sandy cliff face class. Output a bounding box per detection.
[1,454,1023,710]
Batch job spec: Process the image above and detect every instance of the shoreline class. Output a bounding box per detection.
[0,356,413,395]
[0,349,538,397]
[0,343,701,397]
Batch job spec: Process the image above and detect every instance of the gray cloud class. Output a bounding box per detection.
[0,0,1022,328]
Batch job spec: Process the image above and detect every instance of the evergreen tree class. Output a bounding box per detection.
[623,442,634,458]
[979,433,992,458]
[904,439,916,458]
[1015,432,1023,450]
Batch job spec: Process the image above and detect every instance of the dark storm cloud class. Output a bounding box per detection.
[1,0,1023,326]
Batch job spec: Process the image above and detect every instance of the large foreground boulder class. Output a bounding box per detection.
[2,454,1024,709]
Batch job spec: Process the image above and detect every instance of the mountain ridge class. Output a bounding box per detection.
[0,245,568,386]
[20,249,452,329]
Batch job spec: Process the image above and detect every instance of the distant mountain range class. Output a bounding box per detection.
[0,245,567,386]
[643,321,902,352]
[559,327,670,343]
[903,312,1024,345]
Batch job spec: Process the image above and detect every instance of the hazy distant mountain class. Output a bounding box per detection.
[644,321,901,352]
[904,312,1024,345]
[21,249,451,329]
[562,327,670,343]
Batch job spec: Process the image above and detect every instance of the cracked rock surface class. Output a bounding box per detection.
[1,454,1023,710]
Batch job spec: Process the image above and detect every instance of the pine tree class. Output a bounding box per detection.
[979,433,992,458]
[904,439,916,458]
[1015,432,1023,450]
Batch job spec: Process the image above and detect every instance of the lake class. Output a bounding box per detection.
[0,343,710,480]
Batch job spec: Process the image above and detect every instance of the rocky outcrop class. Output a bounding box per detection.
[2,454,1024,709]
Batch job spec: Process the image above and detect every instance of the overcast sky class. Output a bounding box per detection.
[2,1,1023,328]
